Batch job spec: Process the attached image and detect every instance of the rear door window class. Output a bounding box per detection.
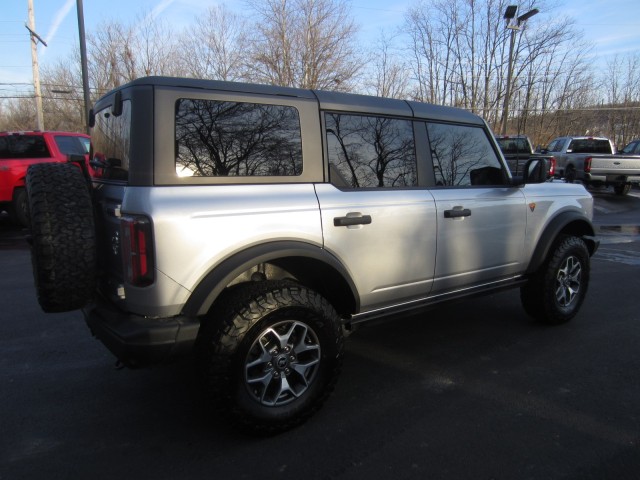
[324,113,416,188]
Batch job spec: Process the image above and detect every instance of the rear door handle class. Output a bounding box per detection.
[334,214,372,227]
[444,207,471,219]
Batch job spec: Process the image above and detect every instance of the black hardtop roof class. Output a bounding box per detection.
[106,76,484,124]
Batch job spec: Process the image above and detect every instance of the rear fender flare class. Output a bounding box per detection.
[182,241,358,317]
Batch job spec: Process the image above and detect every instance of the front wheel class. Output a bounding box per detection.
[521,235,590,325]
[198,281,344,434]
[10,187,29,227]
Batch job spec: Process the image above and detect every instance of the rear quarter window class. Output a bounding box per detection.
[175,99,303,177]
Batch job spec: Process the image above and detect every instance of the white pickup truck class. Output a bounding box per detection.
[542,136,640,195]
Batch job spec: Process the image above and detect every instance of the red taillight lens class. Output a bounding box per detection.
[584,157,592,173]
[548,157,556,177]
[121,215,154,287]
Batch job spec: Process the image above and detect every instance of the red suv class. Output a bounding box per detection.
[0,131,90,226]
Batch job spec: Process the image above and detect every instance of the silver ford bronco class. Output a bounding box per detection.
[26,76,599,434]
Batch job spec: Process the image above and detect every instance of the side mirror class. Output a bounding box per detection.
[522,158,547,184]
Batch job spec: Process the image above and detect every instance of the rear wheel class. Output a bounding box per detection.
[198,281,344,435]
[26,162,96,312]
[564,166,577,184]
[613,183,631,195]
[521,235,590,325]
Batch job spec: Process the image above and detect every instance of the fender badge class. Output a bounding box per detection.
[529,202,536,212]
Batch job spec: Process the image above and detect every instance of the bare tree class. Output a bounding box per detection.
[133,12,181,78]
[87,14,180,93]
[1,98,36,131]
[245,0,363,90]
[40,58,87,132]
[179,5,248,81]
[600,54,640,147]
[1,0,638,145]
[404,0,592,142]
[364,31,410,99]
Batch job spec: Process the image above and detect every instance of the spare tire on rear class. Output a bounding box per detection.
[26,162,97,313]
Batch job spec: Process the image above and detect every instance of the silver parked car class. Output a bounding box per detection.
[26,77,598,434]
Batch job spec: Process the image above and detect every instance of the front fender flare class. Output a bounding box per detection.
[526,211,597,275]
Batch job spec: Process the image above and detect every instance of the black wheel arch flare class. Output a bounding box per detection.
[526,211,598,275]
[182,241,359,317]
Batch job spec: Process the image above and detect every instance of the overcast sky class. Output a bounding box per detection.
[1,0,639,98]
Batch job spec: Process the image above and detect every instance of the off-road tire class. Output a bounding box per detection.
[520,235,590,325]
[564,166,577,184]
[198,280,344,435]
[9,187,29,227]
[26,162,96,312]
[613,183,631,195]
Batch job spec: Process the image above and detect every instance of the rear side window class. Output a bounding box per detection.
[91,100,132,181]
[54,135,88,156]
[324,113,416,188]
[0,135,50,159]
[546,139,563,152]
[427,123,504,187]
[175,99,302,177]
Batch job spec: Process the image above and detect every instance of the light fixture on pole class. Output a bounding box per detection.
[501,5,539,135]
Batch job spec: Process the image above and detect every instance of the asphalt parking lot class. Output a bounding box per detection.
[1,190,639,479]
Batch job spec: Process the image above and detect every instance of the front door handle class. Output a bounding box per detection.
[334,213,372,227]
[444,207,471,219]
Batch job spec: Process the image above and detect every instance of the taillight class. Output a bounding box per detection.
[121,215,154,287]
[548,157,556,177]
[584,157,592,173]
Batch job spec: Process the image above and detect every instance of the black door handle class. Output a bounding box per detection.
[444,208,471,219]
[334,214,372,227]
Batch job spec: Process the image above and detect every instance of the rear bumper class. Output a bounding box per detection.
[82,296,200,367]
[586,173,640,184]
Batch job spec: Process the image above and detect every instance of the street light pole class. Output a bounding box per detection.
[501,6,539,135]
[502,27,517,135]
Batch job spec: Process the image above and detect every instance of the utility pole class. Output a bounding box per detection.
[27,0,46,131]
